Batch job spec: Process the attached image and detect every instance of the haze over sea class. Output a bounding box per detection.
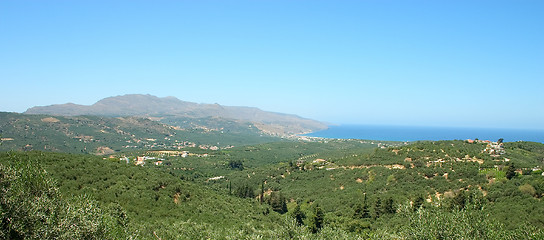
[306,125,544,143]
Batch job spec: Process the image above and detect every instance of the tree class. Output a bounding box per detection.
[260,181,264,204]
[506,162,516,180]
[310,204,324,233]
[268,191,288,214]
[228,160,244,170]
[353,203,364,219]
[235,182,254,198]
[374,197,382,219]
[450,191,467,210]
[0,157,129,239]
[413,195,425,211]
[354,193,371,219]
[383,197,395,214]
[497,138,504,144]
[362,194,371,218]
[394,201,525,239]
[519,183,536,197]
[291,204,305,226]
[1,160,62,239]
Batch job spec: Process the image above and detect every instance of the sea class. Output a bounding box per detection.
[304,125,544,143]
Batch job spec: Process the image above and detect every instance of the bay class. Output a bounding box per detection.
[305,125,544,143]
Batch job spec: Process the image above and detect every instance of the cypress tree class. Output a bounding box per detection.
[362,193,370,218]
[413,195,425,211]
[353,193,370,219]
[374,197,382,219]
[383,197,395,214]
[311,204,324,233]
[506,162,516,180]
[280,193,288,214]
[292,204,305,226]
[268,191,288,214]
[260,181,264,204]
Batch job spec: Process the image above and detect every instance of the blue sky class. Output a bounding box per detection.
[1,0,543,129]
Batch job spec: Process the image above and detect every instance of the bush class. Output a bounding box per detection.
[0,154,131,239]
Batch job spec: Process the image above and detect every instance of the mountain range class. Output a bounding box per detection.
[24,94,327,135]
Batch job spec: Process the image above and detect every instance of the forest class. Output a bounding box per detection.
[2,137,544,239]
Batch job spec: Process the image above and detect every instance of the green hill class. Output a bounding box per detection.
[0,112,281,154]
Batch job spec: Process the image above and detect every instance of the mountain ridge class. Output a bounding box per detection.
[24,94,327,135]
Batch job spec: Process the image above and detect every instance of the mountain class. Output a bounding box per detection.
[25,94,327,135]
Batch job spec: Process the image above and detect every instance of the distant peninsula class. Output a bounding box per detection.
[24,94,327,136]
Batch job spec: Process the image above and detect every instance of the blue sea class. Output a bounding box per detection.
[305,125,544,143]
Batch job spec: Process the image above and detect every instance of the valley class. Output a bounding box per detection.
[1,97,544,239]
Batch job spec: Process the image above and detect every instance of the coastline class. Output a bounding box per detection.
[303,124,544,143]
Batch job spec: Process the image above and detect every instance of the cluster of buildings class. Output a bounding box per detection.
[122,139,198,150]
[484,142,506,156]
[117,149,215,167]
[466,139,506,157]
[199,145,220,150]
[118,156,165,166]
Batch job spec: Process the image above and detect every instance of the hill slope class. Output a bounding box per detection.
[24,94,327,135]
[3,141,544,239]
[0,112,280,154]
[0,151,284,239]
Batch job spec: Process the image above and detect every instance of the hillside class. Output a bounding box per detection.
[204,140,544,236]
[24,94,328,135]
[0,112,281,154]
[0,151,285,239]
[117,139,544,236]
[2,140,544,239]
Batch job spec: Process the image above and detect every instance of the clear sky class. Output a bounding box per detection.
[1,0,543,129]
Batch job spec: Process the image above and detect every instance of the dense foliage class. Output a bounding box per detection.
[2,138,544,239]
[0,154,131,239]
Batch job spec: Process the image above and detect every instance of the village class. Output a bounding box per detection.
[467,138,543,175]
[113,149,218,166]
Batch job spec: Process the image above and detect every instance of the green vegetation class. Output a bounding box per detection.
[0,151,283,239]
[0,112,281,154]
[200,140,544,236]
[2,112,544,239]
[0,154,130,239]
